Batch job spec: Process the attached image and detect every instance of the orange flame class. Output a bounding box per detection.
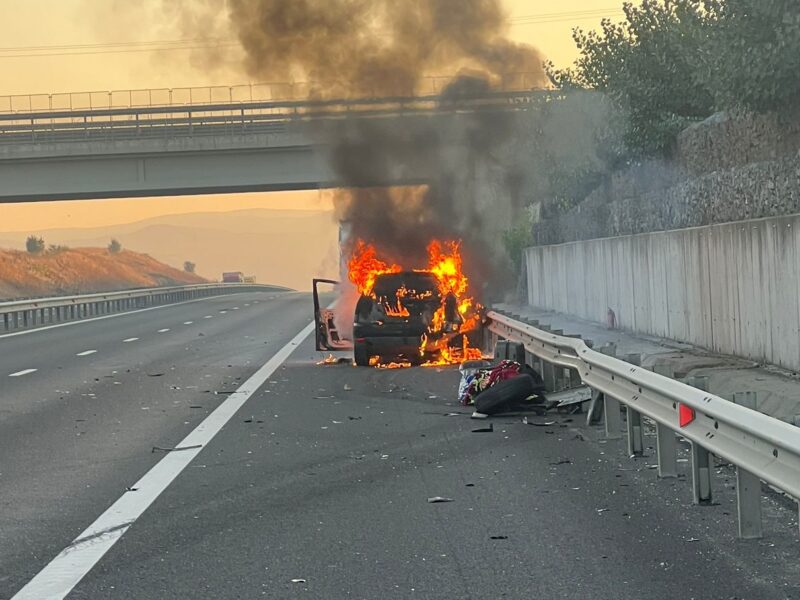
[348,240,401,296]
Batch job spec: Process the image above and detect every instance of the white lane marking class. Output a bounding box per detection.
[157,328,170,333]
[244,304,250,307]
[122,338,139,343]
[9,368,37,377]
[0,294,257,341]
[219,311,227,315]
[183,321,193,325]
[11,320,314,600]
[203,315,213,319]
[76,350,97,357]
[232,307,240,310]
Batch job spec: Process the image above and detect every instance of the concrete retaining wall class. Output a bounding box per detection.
[526,214,800,370]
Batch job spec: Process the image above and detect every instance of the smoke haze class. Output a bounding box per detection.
[165,0,546,295]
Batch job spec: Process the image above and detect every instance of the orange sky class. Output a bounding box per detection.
[0,0,632,232]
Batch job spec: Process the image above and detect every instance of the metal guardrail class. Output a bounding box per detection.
[0,283,289,332]
[0,90,551,146]
[485,310,800,539]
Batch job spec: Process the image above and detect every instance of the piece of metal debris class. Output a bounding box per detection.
[523,416,556,427]
[291,579,307,584]
[490,535,508,540]
[427,496,454,503]
[151,444,203,453]
[344,384,353,391]
[472,424,494,433]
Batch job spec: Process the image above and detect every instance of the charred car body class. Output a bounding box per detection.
[314,273,475,366]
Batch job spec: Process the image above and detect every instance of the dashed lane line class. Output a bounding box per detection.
[122,338,139,343]
[157,328,170,333]
[9,368,37,377]
[76,350,98,357]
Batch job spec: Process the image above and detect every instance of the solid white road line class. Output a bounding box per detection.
[0,295,253,341]
[157,328,170,333]
[122,338,139,343]
[76,350,97,357]
[11,320,315,600]
[9,368,37,377]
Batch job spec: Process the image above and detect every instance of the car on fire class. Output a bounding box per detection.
[314,240,484,366]
[313,272,473,366]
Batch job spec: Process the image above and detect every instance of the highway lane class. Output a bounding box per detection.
[0,291,312,597]
[4,293,800,599]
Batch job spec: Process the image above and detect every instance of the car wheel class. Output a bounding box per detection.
[354,340,371,367]
[474,374,535,416]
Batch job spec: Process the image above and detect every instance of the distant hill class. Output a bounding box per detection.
[0,247,206,300]
[0,208,340,291]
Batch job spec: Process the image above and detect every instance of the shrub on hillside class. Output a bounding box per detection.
[25,236,45,254]
[108,239,122,254]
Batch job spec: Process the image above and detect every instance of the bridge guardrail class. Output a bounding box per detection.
[0,283,290,332]
[0,90,556,146]
[485,309,800,539]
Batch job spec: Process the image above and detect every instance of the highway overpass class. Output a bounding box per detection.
[0,91,540,202]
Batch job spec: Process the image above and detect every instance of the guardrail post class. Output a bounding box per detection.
[732,391,763,539]
[588,344,622,439]
[686,375,714,505]
[624,353,644,456]
[653,364,678,478]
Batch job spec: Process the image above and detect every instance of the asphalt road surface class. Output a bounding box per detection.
[2,291,799,599]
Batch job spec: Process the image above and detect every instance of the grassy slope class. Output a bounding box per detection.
[0,247,206,299]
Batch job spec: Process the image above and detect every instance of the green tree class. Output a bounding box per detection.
[699,0,800,111]
[547,0,716,155]
[547,0,800,156]
[25,235,45,254]
[183,261,196,273]
[108,238,122,254]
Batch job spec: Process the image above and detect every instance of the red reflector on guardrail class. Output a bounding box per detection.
[679,404,695,428]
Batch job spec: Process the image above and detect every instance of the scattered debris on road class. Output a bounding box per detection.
[317,354,351,366]
[151,444,203,453]
[471,424,494,433]
[290,578,307,584]
[146,373,165,377]
[490,535,508,540]
[522,416,556,427]
[427,496,454,503]
[344,383,353,391]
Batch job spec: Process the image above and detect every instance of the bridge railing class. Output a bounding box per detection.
[485,309,800,539]
[0,90,553,146]
[0,283,290,332]
[0,73,544,114]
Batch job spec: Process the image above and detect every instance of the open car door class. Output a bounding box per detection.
[313,278,354,352]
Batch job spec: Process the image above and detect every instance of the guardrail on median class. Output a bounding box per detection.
[485,309,800,539]
[0,283,289,332]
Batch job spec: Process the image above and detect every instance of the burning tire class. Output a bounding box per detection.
[354,340,371,367]
[474,374,536,416]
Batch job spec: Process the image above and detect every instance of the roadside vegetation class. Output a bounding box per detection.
[546,0,800,156]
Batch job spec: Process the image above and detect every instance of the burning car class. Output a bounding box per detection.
[314,240,484,367]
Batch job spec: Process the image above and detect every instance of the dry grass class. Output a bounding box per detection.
[0,247,206,299]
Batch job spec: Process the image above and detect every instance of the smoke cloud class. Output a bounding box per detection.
[167,0,546,297]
